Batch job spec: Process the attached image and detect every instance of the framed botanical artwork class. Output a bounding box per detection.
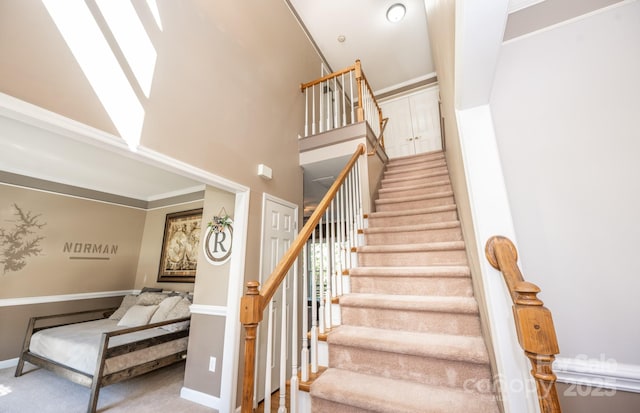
[157,208,203,283]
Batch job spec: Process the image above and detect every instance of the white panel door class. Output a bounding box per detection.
[380,87,442,158]
[256,195,297,406]
[410,87,442,154]
[381,97,415,158]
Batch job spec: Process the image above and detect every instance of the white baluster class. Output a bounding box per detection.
[326,81,331,131]
[304,88,309,137]
[264,299,274,413]
[324,208,332,330]
[341,73,347,127]
[311,86,316,135]
[278,279,288,413]
[319,81,324,133]
[301,247,309,382]
[310,232,318,374]
[291,255,298,413]
[333,77,338,129]
[318,217,325,334]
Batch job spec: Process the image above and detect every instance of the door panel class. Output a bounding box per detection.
[380,97,414,158]
[410,87,441,154]
[256,196,297,405]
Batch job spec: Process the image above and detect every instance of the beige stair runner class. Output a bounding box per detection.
[310,150,500,413]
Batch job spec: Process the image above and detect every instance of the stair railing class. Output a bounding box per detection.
[240,144,367,413]
[485,236,562,413]
[301,60,384,141]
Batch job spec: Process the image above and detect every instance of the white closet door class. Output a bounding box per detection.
[380,97,415,159]
[410,87,441,154]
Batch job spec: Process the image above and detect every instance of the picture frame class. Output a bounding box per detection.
[157,208,203,283]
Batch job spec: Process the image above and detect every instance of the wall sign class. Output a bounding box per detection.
[204,210,233,265]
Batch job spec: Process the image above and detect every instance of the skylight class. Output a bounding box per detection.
[41,0,160,151]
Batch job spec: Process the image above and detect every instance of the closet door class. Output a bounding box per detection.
[409,87,441,154]
[380,87,442,159]
[380,97,415,159]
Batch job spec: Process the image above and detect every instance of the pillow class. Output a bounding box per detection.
[150,296,183,324]
[161,298,191,332]
[117,304,159,327]
[136,292,167,306]
[141,286,163,293]
[109,294,138,320]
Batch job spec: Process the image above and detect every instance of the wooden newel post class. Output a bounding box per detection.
[485,236,562,413]
[240,281,263,413]
[355,59,364,123]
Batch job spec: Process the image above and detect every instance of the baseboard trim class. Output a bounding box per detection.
[189,304,227,317]
[554,356,640,393]
[0,290,135,307]
[0,358,19,370]
[180,386,220,409]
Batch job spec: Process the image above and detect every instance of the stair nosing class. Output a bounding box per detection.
[375,191,454,205]
[357,241,465,253]
[363,220,460,234]
[340,293,479,314]
[368,204,457,218]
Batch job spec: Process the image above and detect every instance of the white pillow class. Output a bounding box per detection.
[109,295,138,320]
[117,304,159,327]
[150,296,183,324]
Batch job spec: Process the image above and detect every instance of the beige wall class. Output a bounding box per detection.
[0,184,145,298]
[556,383,640,412]
[0,0,321,405]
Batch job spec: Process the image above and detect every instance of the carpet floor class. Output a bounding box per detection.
[0,362,215,413]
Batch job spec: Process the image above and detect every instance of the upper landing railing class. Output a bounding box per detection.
[301,60,384,144]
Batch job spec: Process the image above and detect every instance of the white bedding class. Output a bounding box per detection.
[29,319,188,375]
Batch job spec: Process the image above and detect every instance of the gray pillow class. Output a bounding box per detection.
[150,296,183,324]
[136,292,167,306]
[109,295,138,320]
[117,304,159,327]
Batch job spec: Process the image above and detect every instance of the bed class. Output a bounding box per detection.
[14,292,192,413]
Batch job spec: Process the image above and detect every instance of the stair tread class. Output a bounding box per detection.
[384,161,447,175]
[340,293,478,313]
[348,265,471,277]
[386,150,445,164]
[311,368,499,413]
[375,191,454,205]
[381,170,448,184]
[363,220,460,234]
[357,240,465,253]
[328,325,489,363]
[378,180,450,194]
[368,204,457,218]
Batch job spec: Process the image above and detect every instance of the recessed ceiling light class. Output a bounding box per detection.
[337,35,346,43]
[386,3,406,23]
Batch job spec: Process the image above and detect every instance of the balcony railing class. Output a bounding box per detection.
[301,60,384,144]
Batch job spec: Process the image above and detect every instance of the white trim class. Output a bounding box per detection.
[0,290,135,307]
[373,72,437,97]
[0,92,252,413]
[146,184,206,202]
[378,83,440,105]
[221,190,251,413]
[189,304,227,317]
[180,386,220,409]
[0,358,19,370]
[554,357,640,393]
[503,0,636,45]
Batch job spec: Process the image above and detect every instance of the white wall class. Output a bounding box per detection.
[491,1,640,368]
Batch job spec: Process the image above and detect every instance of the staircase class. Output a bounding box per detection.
[309,151,500,413]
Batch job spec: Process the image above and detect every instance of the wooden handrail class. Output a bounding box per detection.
[485,236,561,413]
[239,143,367,413]
[300,64,357,91]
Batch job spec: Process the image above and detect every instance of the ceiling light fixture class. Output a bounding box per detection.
[386,3,406,23]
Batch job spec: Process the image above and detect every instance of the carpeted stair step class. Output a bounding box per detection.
[375,191,455,212]
[363,221,462,245]
[381,170,449,189]
[377,179,451,199]
[310,368,499,413]
[383,160,448,179]
[326,325,493,390]
[349,266,473,296]
[339,293,482,336]
[386,151,445,168]
[385,155,446,172]
[367,205,458,227]
[357,241,467,266]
